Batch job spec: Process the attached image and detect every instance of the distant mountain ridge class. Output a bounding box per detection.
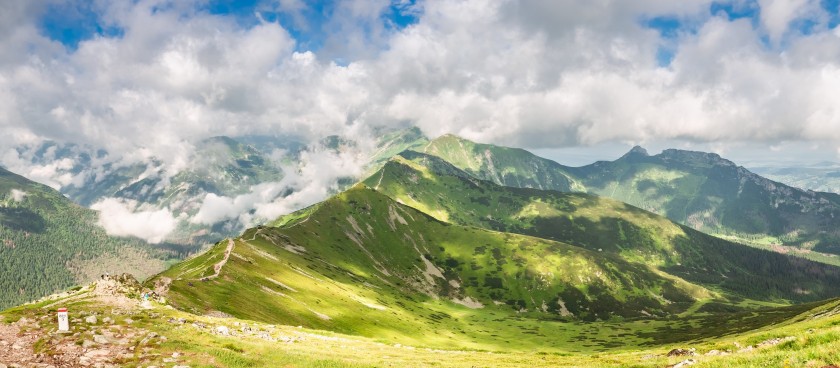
[422,135,840,257]
[751,164,840,194]
[58,135,288,247]
[422,134,581,192]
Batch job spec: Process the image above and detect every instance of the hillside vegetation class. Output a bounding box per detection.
[21,130,837,366]
[156,186,707,347]
[150,182,840,353]
[366,151,840,303]
[0,167,169,310]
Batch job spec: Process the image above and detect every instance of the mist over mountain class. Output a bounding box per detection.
[1,129,425,249]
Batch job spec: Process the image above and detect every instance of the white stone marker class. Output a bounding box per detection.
[57,307,69,332]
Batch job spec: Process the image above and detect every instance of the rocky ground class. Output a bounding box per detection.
[0,274,188,368]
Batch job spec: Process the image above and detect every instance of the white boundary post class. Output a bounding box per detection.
[57,308,69,332]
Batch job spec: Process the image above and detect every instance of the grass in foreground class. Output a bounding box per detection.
[4,285,840,367]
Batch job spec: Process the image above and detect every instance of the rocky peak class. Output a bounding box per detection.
[618,146,650,161]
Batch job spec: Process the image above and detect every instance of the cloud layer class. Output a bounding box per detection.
[2,0,840,230]
[192,145,367,229]
[2,1,839,158]
[90,198,178,244]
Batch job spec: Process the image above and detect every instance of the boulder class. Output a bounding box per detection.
[93,334,109,344]
[666,348,695,357]
[670,359,697,368]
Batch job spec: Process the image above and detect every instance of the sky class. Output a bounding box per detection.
[3,0,840,242]
[3,0,840,169]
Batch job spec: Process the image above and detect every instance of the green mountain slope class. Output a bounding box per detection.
[422,134,581,192]
[423,135,840,256]
[0,167,168,309]
[366,127,430,174]
[366,151,840,303]
[57,130,427,250]
[137,143,840,359]
[153,185,728,350]
[570,148,840,255]
[149,185,840,354]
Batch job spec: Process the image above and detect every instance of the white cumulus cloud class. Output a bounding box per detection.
[0,0,840,198]
[90,198,177,244]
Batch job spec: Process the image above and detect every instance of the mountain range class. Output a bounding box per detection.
[6,129,840,365]
[423,135,840,258]
[0,129,426,308]
[147,139,840,353]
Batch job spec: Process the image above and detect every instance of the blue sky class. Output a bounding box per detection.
[643,0,840,66]
[39,0,421,54]
[38,0,839,69]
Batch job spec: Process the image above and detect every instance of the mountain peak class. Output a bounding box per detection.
[619,145,649,160]
[629,145,649,155]
[433,133,464,142]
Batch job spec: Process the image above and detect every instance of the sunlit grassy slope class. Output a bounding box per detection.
[366,151,840,304]
[422,134,582,192]
[157,186,684,348]
[151,183,840,355]
[135,134,840,365]
[423,135,840,256]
